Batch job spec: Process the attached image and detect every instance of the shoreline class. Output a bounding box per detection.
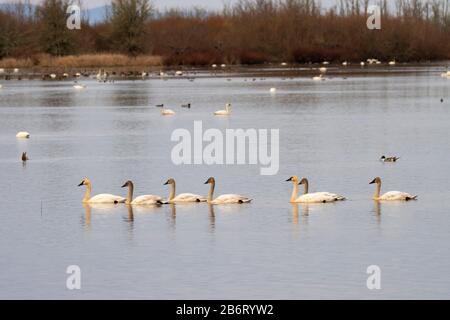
[0,62,449,81]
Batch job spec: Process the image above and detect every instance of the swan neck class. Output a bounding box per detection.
[169,182,176,201]
[373,181,381,200]
[303,180,309,195]
[208,181,215,203]
[83,183,92,202]
[291,182,299,202]
[126,183,134,204]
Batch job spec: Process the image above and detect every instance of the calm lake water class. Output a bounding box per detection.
[0,66,449,299]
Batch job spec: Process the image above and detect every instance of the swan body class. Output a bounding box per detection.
[286,176,346,203]
[122,180,164,205]
[389,60,396,65]
[342,61,348,66]
[204,177,252,204]
[370,177,417,201]
[164,178,206,203]
[73,83,86,89]
[319,67,327,73]
[16,131,30,139]
[214,103,231,116]
[161,108,176,116]
[360,62,366,66]
[78,178,125,204]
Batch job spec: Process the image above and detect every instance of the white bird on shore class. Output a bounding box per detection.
[389,60,396,66]
[50,74,57,79]
[0,68,5,73]
[73,82,86,90]
[319,67,327,73]
[342,61,348,66]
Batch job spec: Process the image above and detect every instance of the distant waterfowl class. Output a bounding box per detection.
[313,75,325,81]
[281,62,288,66]
[322,61,330,65]
[155,104,164,108]
[214,103,231,116]
[78,178,126,204]
[161,107,176,116]
[21,152,29,162]
[16,131,30,139]
[360,62,366,66]
[270,88,277,93]
[164,178,206,203]
[73,82,86,90]
[380,155,400,163]
[50,74,57,79]
[204,177,252,204]
[221,64,227,68]
[121,180,164,205]
[441,98,444,103]
[342,61,348,66]
[175,71,183,76]
[286,176,346,203]
[370,177,417,201]
[0,68,4,73]
[181,103,191,108]
[319,67,327,73]
[388,60,396,66]
[0,84,3,89]
[212,64,217,68]
[13,68,19,73]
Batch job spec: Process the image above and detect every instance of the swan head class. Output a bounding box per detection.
[370,177,381,185]
[78,178,91,187]
[298,178,308,185]
[204,177,215,185]
[121,180,134,188]
[286,176,299,184]
[164,178,175,185]
[380,156,386,160]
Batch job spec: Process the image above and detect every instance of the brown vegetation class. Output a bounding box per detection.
[0,0,449,67]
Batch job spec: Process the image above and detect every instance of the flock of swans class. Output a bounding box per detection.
[78,174,417,207]
[78,177,252,205]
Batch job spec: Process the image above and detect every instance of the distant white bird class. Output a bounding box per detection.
[322,61,330,65]
[281,62,288,66]
[212,64,217,68]
[63,73,69,78]
[313,75,324,81]
[221,64,226,68]
[50,74,57,79]
[13,68,19,73]
[342,61,348,66]
[16,132,30,139]
[0,68,5,73]
[270,88,277,93]
[161,107,176,116]
[0,84,3,89]
[73,83,86,90]
[389,60,396,66]
[360,62,366,66]
[214,103,231,116]
[175,70,183,76]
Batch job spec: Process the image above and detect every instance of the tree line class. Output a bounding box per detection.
[1,0,449,66]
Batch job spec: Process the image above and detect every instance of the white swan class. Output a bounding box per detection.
[388,60,396,66]
[204,177,252,204]
[73,84,86,90]
[16,131,30,139]
[313,75,325,81]
[370,177,418,201]
[342,61,348,66]
[270,88,277,93]
[286,176,346,203]
[214,103,231,116]
[164,178,206,203]
[161,107,176,116]
[78,178,125,204]
[121,180,164,205]
[319,67,327,73]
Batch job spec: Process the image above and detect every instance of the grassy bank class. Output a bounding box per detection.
[0,54,163,69]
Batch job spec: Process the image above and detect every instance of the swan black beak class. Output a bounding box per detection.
[286,177,293,182]
[204,180,209,184]
[121,182,128,188]
[369,179,376,185]
[78,181,84,187]
[164,181,169,185]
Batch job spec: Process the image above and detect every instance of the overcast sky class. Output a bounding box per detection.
[0,0,336,10]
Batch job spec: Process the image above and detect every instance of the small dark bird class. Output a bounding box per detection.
[380,155,400,163]
[21,152,29,162]
[441,98,444,103]
[181,103,191,109]
[156,104,164,108]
